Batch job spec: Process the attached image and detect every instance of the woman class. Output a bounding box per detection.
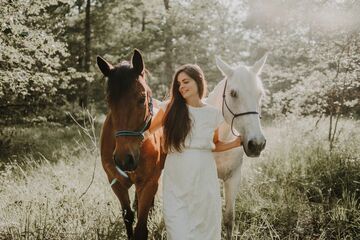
[147,64,241,239]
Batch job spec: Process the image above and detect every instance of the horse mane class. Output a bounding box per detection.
[255,75,265,95]
[206,79,226,107]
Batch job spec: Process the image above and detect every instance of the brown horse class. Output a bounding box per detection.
[97,49,166,240]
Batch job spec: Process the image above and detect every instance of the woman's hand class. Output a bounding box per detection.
[212,136,243,152]
[233,136,242,147]
[148,108,165,134]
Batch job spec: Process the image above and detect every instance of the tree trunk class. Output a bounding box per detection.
[163,0,173,84]
[84,0,91,72]
[142,11,146,32]
[81,0,91,108]
[164,0,170,10]
[328,112,332,142]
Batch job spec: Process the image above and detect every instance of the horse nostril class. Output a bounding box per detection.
[248,140,256,152]
[262,140,266,149]
[124,154,135,169]
[113,154,121,166]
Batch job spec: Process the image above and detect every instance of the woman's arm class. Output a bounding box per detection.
[147,108,165,134]
[212,128,242,152]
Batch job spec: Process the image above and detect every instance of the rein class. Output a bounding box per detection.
[221,79,261,137]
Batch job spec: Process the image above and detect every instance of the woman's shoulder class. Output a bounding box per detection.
[204,104,221,114]
[187,104,218,114]
[192,104,221,121]
[203,105,224,126]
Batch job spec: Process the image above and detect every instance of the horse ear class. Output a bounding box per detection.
[132,49,145,75]
[97,56,113,77]
[215,56,233,77]
[251,53,268,75]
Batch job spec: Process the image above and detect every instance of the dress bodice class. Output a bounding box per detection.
[160,101,224,150]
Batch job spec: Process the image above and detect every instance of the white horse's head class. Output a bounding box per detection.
[216,54,267,157]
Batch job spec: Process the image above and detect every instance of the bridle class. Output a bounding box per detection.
[114,95,153,139]
[111,93,153,182]
[222,79,261,137]
[109,71,153,183]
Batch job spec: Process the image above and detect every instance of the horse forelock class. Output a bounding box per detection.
[232,66,264,96]
[106,61,149,104]
[208,66,265,104]
[207,79,226,106]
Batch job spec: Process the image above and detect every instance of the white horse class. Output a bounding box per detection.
[152,54,267,239]
[206,54,268,240]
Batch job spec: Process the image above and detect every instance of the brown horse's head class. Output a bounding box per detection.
[97,49,152,172]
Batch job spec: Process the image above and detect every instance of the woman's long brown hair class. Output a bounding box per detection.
[163,64,207,153]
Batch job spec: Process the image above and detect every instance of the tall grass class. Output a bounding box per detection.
[0,124,91,168]
[235,116,360,239]
[0,117,359,239]
[0,113,165,240]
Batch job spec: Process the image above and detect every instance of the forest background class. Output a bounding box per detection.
[1,0,360,239]
[1,0,359,125]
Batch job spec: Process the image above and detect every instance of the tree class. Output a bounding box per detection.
[0,0,81,123]
[243,0,360,149]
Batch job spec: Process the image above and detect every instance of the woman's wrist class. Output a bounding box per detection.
[234,137,242,147]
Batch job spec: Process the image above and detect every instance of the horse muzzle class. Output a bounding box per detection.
[243,137,266,157]
[114,153,139,172]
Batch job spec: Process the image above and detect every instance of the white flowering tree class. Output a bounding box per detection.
[244,0,360,149]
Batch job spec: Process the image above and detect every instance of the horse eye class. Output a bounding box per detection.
[138,97,146,105]
[230,90,238,98]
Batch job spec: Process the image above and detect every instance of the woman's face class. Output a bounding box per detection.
[177,72,199,100]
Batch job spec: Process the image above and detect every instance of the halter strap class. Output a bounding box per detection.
[221,80,261,136]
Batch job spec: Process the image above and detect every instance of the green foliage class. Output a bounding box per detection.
[244,0,360,118]
[0,124,91,170]
[1,0,360,125]
[87,0,250,99]
[265,34,360,118]
[0,0,94,124]
[0,128,14,159]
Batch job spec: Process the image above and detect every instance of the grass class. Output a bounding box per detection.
[235,116,360,239]
[0,116,359,239]
[0,124,84,166]
[0,114,103,170]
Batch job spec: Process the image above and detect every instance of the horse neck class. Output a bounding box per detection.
[206,79,226,109]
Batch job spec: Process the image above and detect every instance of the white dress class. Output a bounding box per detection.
[160,102,224,240]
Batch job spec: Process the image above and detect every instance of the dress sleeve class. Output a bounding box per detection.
[215,109,224,128]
